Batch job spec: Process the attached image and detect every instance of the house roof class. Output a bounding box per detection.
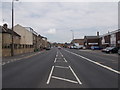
[71,39,84,44]
[100,29,120,37]
[72,39,84,42]
[1,26,21,37]
[84,36,99,39]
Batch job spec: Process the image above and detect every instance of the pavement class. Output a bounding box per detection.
[2,47,119,88]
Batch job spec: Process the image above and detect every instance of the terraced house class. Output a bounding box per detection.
[1,24,49,57]
[1,24,21,57]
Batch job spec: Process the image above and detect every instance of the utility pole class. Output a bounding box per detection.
[70,30,74,40]
[11,0,19,56]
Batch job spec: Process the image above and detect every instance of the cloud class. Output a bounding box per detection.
[46,28,56,34]
[1,2,118,43]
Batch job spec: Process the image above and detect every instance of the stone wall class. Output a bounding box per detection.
[2,48,34,57]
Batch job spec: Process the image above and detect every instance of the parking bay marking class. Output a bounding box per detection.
[52,76,78,84]
[46,66,55,84]
[47,51,82,85]
[64,49,120,74]
[55,65,69,69]
[54,58,57,63]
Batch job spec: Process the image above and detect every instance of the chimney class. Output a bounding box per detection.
[3,23,8,29]
[97,31,99,37]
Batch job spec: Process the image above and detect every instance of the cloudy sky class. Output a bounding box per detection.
[1,1,118,43]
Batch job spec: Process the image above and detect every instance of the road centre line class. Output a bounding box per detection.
[69,66,82,84]
[55,65,69,69]
[46,66,55,84]
[64,49,120,74]
[63,58,67,62]
[54,58,57,63]
[2,62,6,65]
[52,76,78,84]
[56,61,66,63]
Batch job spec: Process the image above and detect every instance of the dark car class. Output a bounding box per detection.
[102,47,119,53]
[45,47,51,50]
[91,46,102,50]
[118,49,120,55]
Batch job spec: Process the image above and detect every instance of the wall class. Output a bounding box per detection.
[14,24,33,45]
[0,33,2,58]
[2,48,34,57]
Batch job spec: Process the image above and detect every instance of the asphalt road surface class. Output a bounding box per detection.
[2,47,119,88]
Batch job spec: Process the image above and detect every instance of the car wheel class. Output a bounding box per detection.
[109,51,112,54]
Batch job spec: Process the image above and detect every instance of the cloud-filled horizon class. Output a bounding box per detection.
[1,2,118,43]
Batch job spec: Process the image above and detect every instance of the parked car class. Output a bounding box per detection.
[91,46,102,50]
[102,47,119,53]
[45,47,51,50]
[70,46,74,49]
[58,46,61,49]
[118,49,120,55]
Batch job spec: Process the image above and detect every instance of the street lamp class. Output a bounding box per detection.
[70,30,74,40]
[11,0,19,56]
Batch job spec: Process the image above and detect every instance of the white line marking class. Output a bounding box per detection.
[10,60,14,62]
[63,58,67,62]
[46,66,55,84]
[52,76,78,84]
[65,49,120,74]
[55,66,69,69]
[2,62,6,65]
[60,52,62,56]
[54,58,57,63]
[56,61,66,63]
[69,66,82,84]
[6,61,10,64]
[57,58,62,59]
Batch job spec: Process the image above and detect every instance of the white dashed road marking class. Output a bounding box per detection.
[54,58,57,63]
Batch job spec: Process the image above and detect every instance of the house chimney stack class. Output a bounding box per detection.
[97,31,99,37]
[3,23,8,29]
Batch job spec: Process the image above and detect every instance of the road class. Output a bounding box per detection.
[2,47,119,88]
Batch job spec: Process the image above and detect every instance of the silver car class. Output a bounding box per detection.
[118,49,120,55]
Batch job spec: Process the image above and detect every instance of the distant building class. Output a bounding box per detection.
[71,39,84,45]
[100,29,120,48]
[37,34,45,50]
[84,31,100,49]
[25,27,38,51]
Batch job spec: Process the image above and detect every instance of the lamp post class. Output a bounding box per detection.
[70,30,74,41]
[11,0,19,56]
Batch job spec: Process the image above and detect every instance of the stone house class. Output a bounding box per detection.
[1,24,21,57]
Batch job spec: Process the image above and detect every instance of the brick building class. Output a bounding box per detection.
[71,39,84,45]
[84,36,100,49]
[100,29,120,48]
